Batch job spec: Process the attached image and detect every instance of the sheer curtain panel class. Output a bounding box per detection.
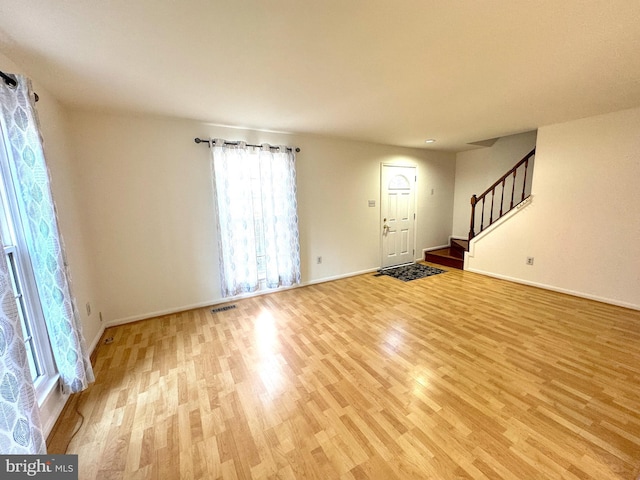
[211,140,301,297]
[0,234,45,453]
[0,74,94,397]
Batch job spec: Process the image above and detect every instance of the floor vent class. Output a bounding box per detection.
[211,305,237,313]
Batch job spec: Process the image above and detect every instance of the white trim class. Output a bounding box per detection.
[466,267,640,311]
[448,235,467,245]
[36,374,60,408]
[105,267,380,328]
[87,325,106,357]
[380,262,414,271]
[423,244,449,254]
[105,299,223,328]
[462,191,640,310]
[41,323,105,440]
[0,116,59,406]
[466,195,534,263]
[302,267,379,286]
[39,379,68,438]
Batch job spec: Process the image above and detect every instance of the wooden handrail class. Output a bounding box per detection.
[476,148,535,200]
[469,148,535,241]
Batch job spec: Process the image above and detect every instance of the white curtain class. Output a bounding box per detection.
[211,140,301,297]
[0,74,94,400]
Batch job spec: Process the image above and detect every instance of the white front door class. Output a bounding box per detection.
[381,165,416,269]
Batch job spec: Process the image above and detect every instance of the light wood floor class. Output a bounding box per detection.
[48,265,640,479]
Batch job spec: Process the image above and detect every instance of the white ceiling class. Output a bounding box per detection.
[1,1,640,151]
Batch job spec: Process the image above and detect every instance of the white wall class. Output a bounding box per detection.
[452,131,537,238]
[467,107,640,309]
[67,111,456,324]
[0,52,103,436]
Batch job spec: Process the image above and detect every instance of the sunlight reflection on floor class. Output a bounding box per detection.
[254,310,284,396]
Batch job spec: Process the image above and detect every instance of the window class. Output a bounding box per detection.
[0,122,56,401]
[250,159,268,284]
[211,141,301,297]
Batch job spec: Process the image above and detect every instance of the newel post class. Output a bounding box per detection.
[469,194,477,241]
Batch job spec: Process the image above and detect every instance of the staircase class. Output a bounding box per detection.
[424,238,469,270]
[469,148,535,240]
[425,147,536,271]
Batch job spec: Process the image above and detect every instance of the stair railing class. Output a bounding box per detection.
[469,148,535,241]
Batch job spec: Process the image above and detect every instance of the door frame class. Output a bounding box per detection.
[380,163,419,269]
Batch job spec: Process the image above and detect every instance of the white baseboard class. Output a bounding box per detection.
[105,267,380,328]
[42,324,106,441]
[40,379,67,439]
[466,267,640,311]
[104,299,225,328]
[87,325,106,356]
[422,244,449,255]
[302,267,379,287]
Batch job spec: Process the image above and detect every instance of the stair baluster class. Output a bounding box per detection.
[489,189,495,225]
[521,158,529,202]
[468,148,535,241]
[509,168,517,209]
[469,195,477,239]
[500,178,506,217]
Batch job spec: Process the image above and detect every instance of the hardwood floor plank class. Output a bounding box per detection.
[47,267,640,479]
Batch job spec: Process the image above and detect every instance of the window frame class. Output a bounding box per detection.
[0,121,57,403]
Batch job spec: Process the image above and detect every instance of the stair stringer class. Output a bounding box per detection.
[464,195,534,270]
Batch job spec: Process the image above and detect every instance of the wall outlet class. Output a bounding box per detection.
[526,257,534,265]
[317,256,322,264]
[99,312,103,323]
[85,302,91,316]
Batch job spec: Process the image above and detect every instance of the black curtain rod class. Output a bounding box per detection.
[0,70,39,102]
[195,137,300,153]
